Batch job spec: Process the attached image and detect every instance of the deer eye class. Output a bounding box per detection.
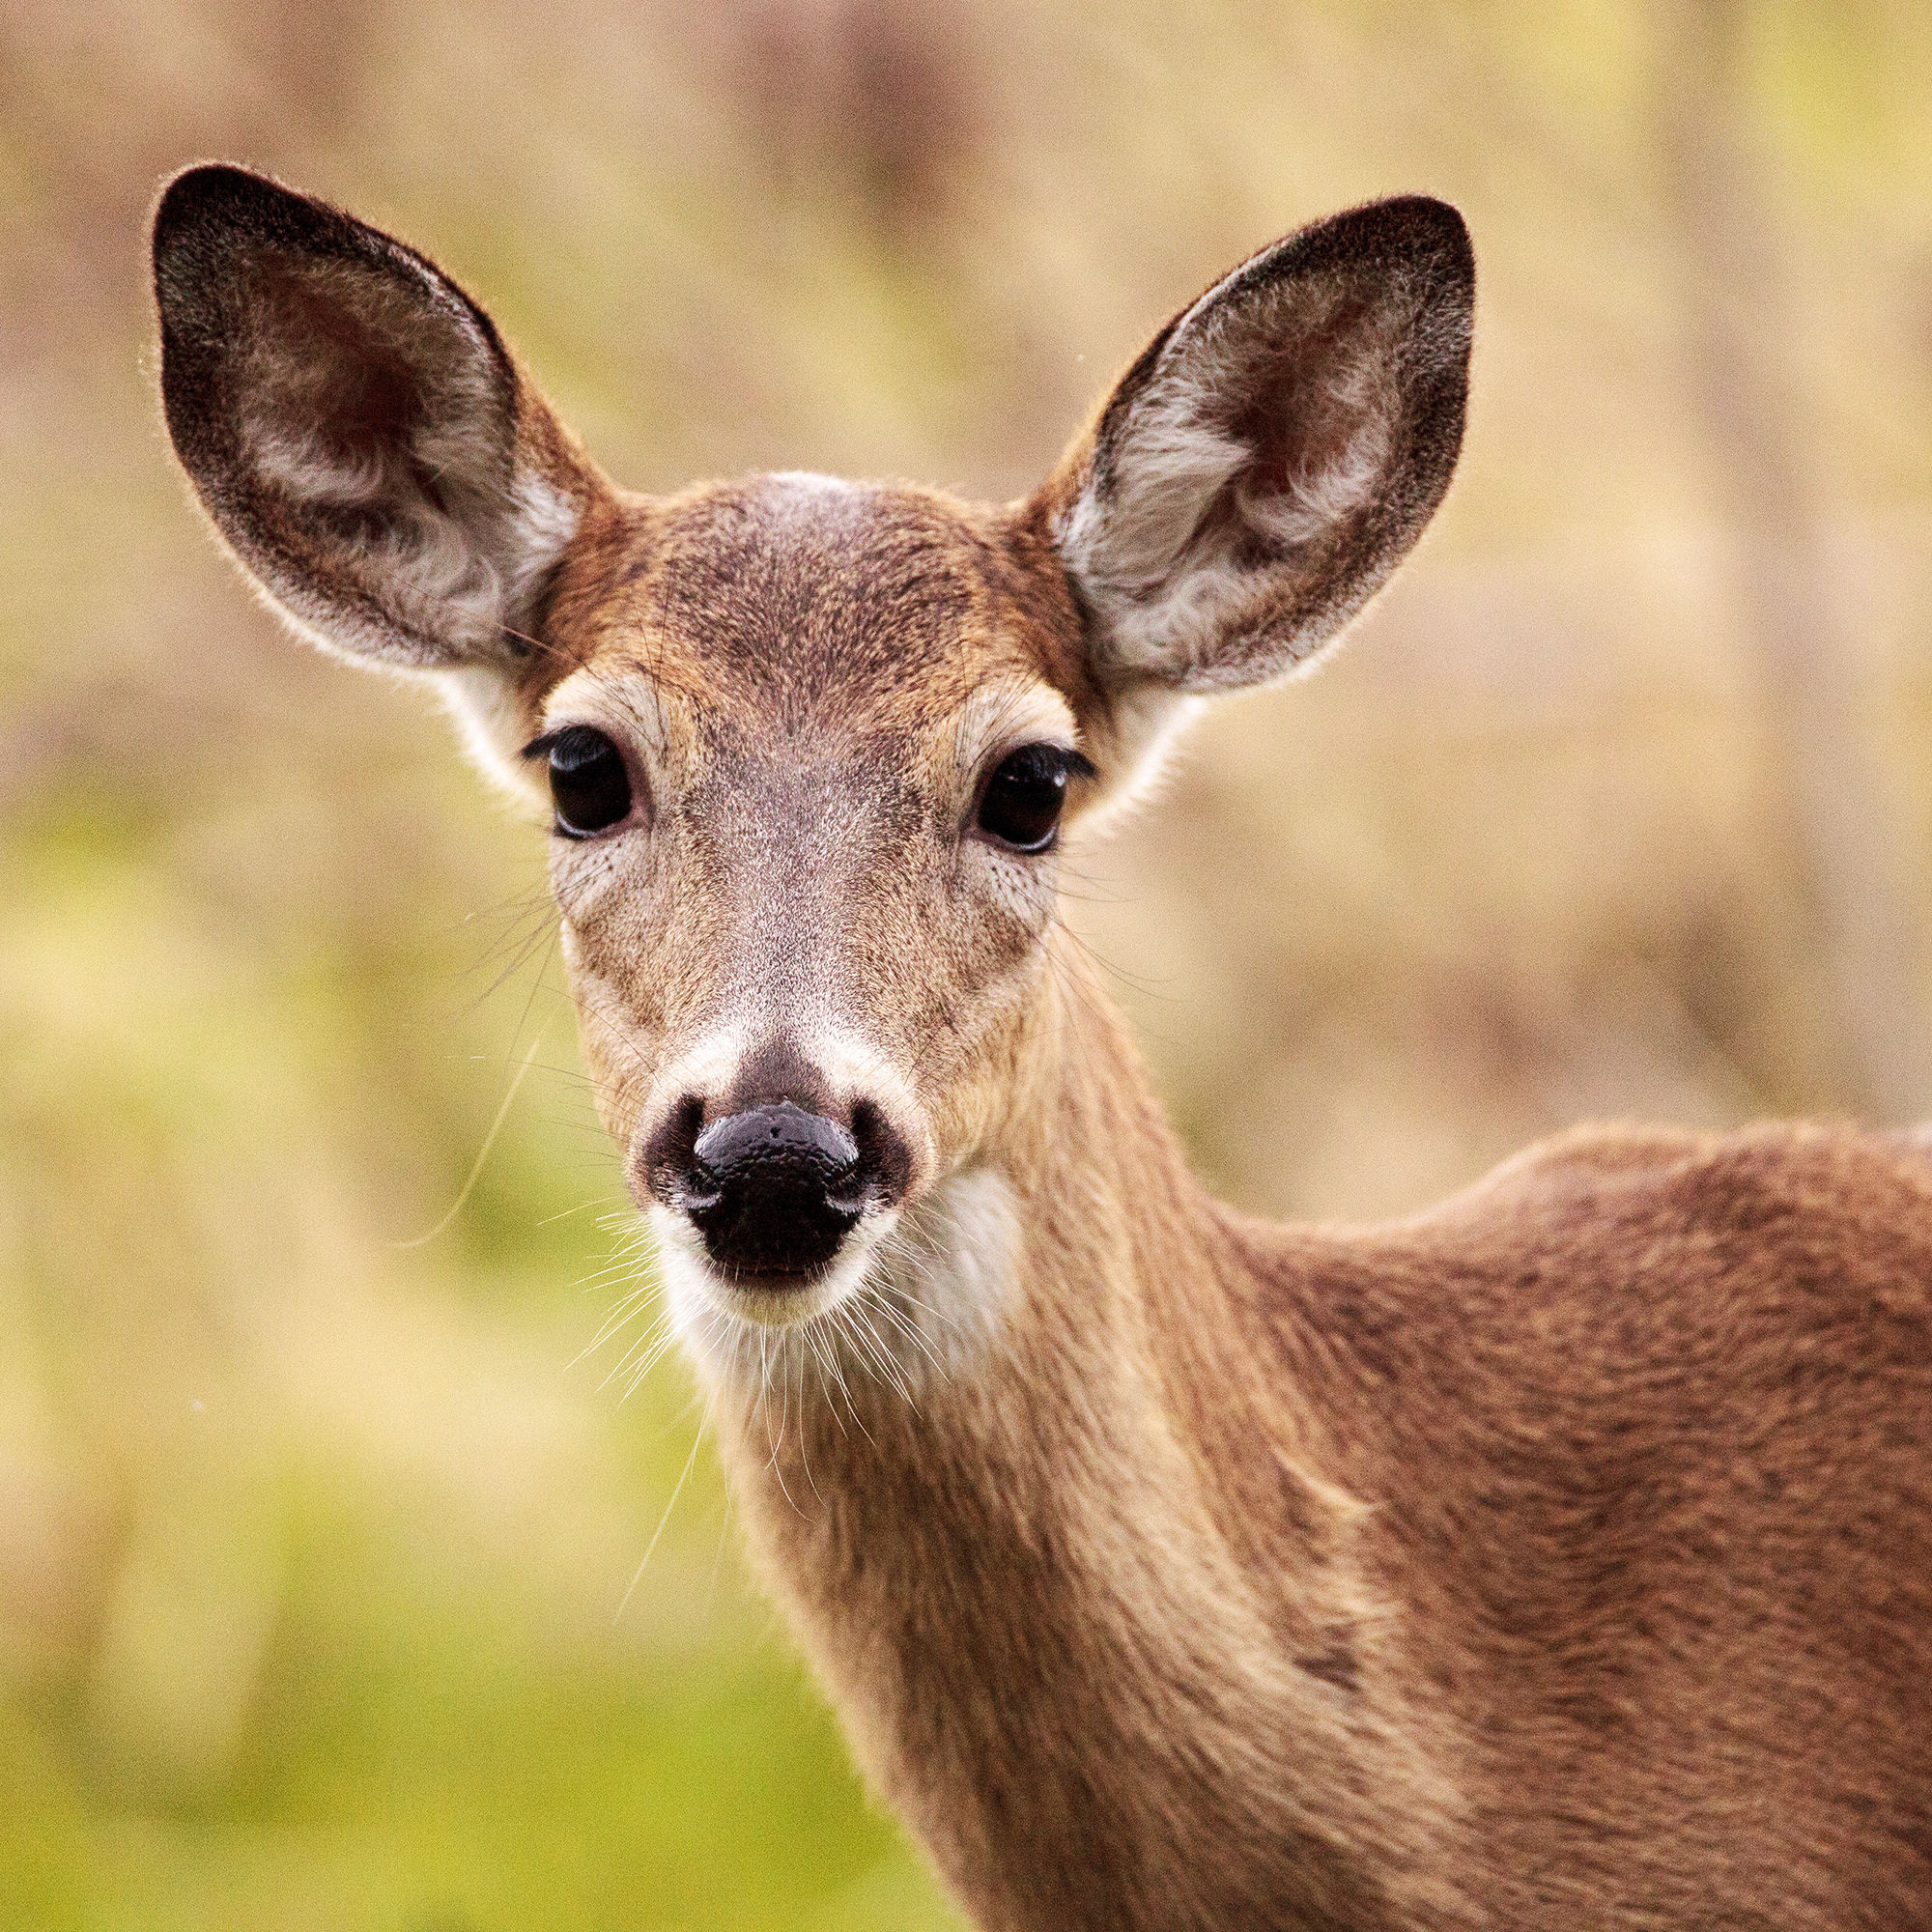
[545,725,633,838]
[976,744,1085,853]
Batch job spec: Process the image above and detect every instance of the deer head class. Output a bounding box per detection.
[154,163,1471,1365]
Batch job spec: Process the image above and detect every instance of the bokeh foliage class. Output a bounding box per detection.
[3,1,1931,1925]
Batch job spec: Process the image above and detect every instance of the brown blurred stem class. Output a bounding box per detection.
[1658,0,1931,1121]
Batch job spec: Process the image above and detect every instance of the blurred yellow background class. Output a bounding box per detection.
[4,2,1931,1926]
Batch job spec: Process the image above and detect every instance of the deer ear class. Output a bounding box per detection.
[1033,197,1471,796]
[153,164,609,782]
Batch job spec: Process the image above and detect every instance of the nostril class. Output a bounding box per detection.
[642,1094,706,1208]
[850,1098,914,1208]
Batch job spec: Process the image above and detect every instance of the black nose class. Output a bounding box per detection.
[679,1101,867,1279]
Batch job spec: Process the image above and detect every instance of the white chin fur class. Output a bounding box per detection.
[649,1169,1021,1392]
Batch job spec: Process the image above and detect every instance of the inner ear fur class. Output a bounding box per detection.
[1035,196,1474,701]
[153,164,607,693]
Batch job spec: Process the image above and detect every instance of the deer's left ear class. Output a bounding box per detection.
[153,163,613,784]
[1032,196,1471,730]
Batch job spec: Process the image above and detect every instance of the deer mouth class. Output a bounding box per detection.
[646,1196,897,1333]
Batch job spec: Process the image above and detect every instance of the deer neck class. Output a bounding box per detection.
[686,945,1435,1930]
[698,936,1260,1507]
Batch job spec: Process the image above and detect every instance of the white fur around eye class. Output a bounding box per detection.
[962,827,1061,928]
[952,682,1081,790]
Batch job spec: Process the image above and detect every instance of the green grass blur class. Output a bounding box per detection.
[3,1,1931,1925]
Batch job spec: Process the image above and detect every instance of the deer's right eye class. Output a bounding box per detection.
[545,725,633,838]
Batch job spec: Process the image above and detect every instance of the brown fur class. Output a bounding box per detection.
[720,991,1932,1930]
[154,166,1932,1930]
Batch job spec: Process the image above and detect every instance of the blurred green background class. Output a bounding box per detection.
[4,1,1932,1926]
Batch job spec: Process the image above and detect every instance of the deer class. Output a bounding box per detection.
[152,162,1932,1931]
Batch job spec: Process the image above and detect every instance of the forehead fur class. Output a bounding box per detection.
[541,472,1093,742]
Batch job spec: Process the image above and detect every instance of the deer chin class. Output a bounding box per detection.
[648,1198,899,1342]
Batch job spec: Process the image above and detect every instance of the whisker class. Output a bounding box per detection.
[614,1409,707,1625]
[396,1020,550,1248]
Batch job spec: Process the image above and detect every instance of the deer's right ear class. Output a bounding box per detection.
[1026,196,1473,811]
[153,164,611,782]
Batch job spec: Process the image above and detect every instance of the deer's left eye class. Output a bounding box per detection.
[546,725,633,838]
[977,745,1088,853]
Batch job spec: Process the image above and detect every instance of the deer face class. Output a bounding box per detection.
[153,165,1470,1349]
[531,473,1098,1329]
